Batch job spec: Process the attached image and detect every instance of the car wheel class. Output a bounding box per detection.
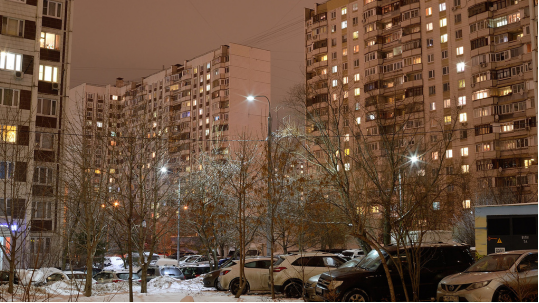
[495,287,516,302]
[214,278,223,291]
[343,289,369,302]
[284,281,303,298]
[229,279,248,295]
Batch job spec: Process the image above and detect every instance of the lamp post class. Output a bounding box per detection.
[246,95,272,256]
[177,179,181,262]
[247,94,274,297]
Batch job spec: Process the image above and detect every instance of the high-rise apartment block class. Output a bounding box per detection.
[305,0,537,205]
[69,43,270,179]
[0,0,74,266]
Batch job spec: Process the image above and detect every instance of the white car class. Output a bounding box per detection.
[63,271,96,286]
[219,257,273,294]
[104,256,124,268]
[19,268,69,286]
[437,250,538,302]
[179,255,201,265]
[271,252,346,298]
[341,249,365,261]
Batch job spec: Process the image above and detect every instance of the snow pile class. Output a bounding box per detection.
[42,281,80,296]
[146,276,215,294]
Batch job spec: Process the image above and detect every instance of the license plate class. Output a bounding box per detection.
[443,295,459,302]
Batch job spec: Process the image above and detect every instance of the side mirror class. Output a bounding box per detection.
[518,264,529,272]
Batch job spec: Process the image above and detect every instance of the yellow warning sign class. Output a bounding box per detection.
[497,238,502,244]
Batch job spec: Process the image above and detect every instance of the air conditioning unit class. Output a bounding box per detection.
[494,115,499,121]
[52,83,60,90]
[519,90,524,95]
[526,125,531,130]
[312,34,318,40]
[489,6,495,11]
[462,122,468,126]
[14,71,24,80]
[452,7,457,11]
[471,83,475,88]
[519,72,524,77]
[480,62,487,67]
[362,19,366,23]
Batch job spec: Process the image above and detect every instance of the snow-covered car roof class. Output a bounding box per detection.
[18,268,65,285]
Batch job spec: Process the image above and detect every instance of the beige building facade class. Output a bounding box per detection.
[304,0,537,209]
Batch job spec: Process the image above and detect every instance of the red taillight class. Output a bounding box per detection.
[112,279,120,283]
[273,267,287,272]
[220,270,231,276]
[137,279,141,283]
[195,274,200,278]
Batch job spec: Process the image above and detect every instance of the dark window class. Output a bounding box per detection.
[245,261,258,268]
[444,248,474,266]
[518,254,538,271]
[455,29,463,39]
[455,14,462,23]
[488,217,511,235]
[513,217,537,235]
[306,257,325,267]
[291,257,310,266]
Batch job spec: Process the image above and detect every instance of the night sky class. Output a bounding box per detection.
[71,0,319,121]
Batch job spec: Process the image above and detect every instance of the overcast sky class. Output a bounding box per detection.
[71,0,318,121]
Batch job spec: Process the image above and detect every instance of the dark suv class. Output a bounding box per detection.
[316,244,474,302]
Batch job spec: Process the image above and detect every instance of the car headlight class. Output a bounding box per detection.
[328,280,344,290]
[466,280,491,290]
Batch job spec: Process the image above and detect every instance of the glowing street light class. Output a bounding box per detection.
[410,155,418,164]
[160,167,167,173]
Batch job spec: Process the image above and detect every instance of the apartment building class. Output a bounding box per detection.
[70,43,270,176]
[0,0,74,267]
[304,0,537,209]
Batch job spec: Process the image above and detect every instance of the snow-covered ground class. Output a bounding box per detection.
[0,276,300,302]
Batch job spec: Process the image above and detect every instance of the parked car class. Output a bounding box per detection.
[93,270,140,284]
[137,265,184,282]
[63,271,96,285]
[341,249,365,261]
[316,244,474,301]
[151,258,178,267]
[180,264,211,279]
[104,256,124,268]
[271,252,346,298]
[437,249,538,302]
[220,257,275,294]
[179,255,202,265]
[0,270,19,285]
[304,258,363,302]
[19,268,69,287]
[203,260,237,290]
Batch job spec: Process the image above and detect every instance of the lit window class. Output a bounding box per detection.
[462,199,471,209]
[344,134,350,141]
[342,7,347,15]
[354,73,360,81]
[432,151,439,160]
[343,49,348,56]
[441,34,448,43]
[426,7,432,16]
[461,147,469,156]
[354,88,360,96]
[206,84,210,91]
[353,31,359,39]
[321,55,328,61]
[344,148,350,156]
[426,22,433,31]
[40,32,60,50]
[38,65,59,83]
[97,121,103,128]
[439,3,446,11]
[355,117,361,124]
[446,149,453,158]
[343,76,348,84]
[456,46,464,55]
[457,62,465,73]
[440,18,447,27]
[0,125,16,143]
[444,99,451,108]
[206,74,210,80]
[430,102,436,111]
[0,51,22,72]
[457,96,466,106]
[462,165,470,173]
[444,115,451,124]
[433,202,440,210]
[353,45,360,53]
[332,79,338,87]
[458,79,465,88]
[345,163,351,171]
[342,21,347,29]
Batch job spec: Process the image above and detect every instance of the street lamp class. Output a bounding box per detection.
[246,95,272,257]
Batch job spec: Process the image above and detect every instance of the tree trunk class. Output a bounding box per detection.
[8,255,15,294]
[140,264,148,293]
[84,254,94,296]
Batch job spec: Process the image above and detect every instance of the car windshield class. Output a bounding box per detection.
[161,267,182,277]
[184,256,198,262]
[466,254,520,272]
[357,249,387,271]
[117,273,140,280]
[340,258,361,268]
[67,274,86,279]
